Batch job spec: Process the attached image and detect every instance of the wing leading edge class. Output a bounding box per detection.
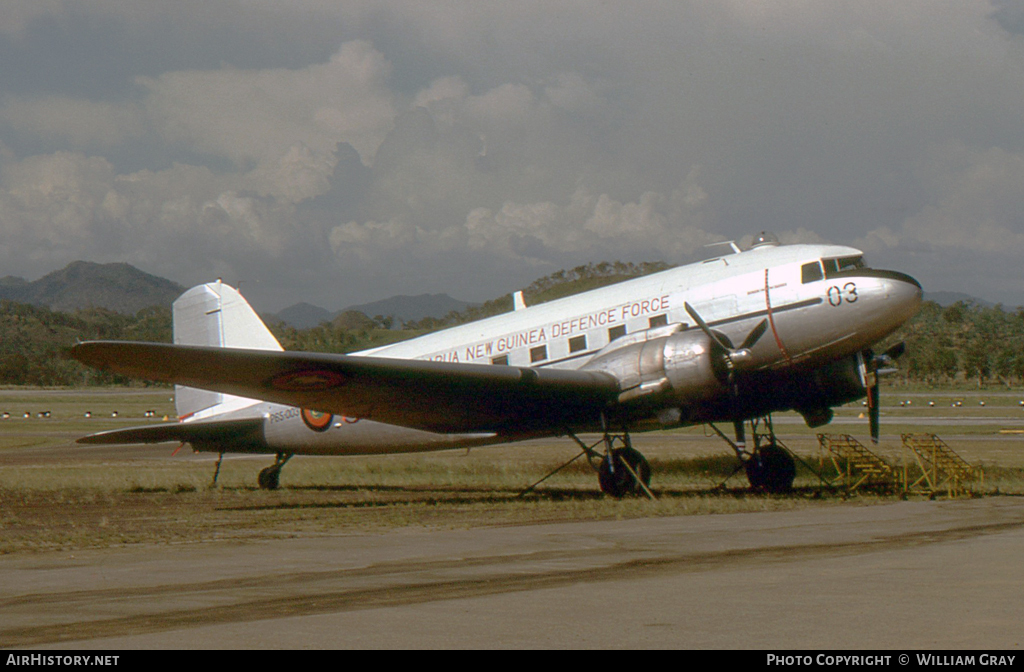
[70,341,620,434]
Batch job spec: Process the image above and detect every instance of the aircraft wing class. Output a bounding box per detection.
[70,341,620,434]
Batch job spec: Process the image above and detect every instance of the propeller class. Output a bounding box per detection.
[684,302,768,376]
[862,342,906,444]
[685,301,768,415]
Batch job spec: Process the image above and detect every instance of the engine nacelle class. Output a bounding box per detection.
[581,325,728,407]
[789,354,867,415]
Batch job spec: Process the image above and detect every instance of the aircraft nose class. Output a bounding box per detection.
[882,270,923,323]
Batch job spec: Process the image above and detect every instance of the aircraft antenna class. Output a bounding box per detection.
[705,240,742,255]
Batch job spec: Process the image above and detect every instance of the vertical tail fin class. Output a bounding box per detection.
[173,281,282,420]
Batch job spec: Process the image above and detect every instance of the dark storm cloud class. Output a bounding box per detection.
[0,9,340,99]
[990,0,1024,36]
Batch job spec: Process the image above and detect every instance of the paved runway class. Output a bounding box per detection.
[2,498,1023,649]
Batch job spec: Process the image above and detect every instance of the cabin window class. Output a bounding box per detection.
[491,354,509,366]
[801,261,824,284]
[649,314,668,328]
[530,345,548,363]
[569,335,587,353]
[608,325,627,342]
[822,258,839,277]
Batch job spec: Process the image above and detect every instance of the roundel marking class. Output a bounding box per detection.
[301,408,334,432]
[268,369,346,392]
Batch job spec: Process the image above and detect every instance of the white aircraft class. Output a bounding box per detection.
[71,232,921,495]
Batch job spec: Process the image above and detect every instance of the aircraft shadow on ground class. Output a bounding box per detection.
[215,482,848,513]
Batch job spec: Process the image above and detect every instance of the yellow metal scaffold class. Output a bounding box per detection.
[900,433,981,498]
[817,434,897,493]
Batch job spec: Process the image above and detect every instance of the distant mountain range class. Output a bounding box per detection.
[0,261,475,324]
[0,261,185,314]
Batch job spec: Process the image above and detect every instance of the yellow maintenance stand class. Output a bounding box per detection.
[818,433,981,498]
[900,433,981,498]
[817,434,898,494]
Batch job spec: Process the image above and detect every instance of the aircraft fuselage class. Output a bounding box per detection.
[223,240,921,456]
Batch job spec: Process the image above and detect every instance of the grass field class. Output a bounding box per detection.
[2,385,1023,554]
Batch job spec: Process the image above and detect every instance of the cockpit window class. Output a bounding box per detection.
[801,261,824,283]
[838,255,864,271]
[822,255,865,278]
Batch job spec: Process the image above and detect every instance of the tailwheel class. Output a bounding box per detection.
[744,443,796,493]
[257,452,292,490]
[598,447,652,498]
[257,466,280,490]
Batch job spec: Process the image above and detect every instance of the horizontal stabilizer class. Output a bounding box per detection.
[77,417,264,447]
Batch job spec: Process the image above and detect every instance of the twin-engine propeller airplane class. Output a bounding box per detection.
[70,232,922,496]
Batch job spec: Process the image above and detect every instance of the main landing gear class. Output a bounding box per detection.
[709,416,796,493]
[570,419,653,499]
[519,415,653,499]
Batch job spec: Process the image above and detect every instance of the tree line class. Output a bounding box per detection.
[894,300,1024,387]
[0,300,172,386]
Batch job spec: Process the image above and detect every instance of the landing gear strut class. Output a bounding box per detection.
[561,418,653,499]
[598,445,652,498]
[710,415,796,493]
[258,452,293,490]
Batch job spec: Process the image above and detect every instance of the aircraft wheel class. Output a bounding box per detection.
[598,447,652,498]
[258,466,281,490]
[745,444,795,493]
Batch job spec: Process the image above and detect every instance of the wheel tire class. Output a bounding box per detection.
[598,447,652,498]
[745,444,796,493]
[258,466,281,490]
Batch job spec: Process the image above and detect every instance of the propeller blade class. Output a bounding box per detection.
[857,350,881,444]
[686,303,767,352]
[884,341,906,360]
[866,371,880,444]
[740,319,769,350]
[868,393,880,444]
[862,342,904,444]
[684,302,732,351]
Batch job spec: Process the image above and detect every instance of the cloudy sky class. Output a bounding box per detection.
[1,1,1023,311]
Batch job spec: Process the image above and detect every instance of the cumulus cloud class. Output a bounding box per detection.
[859,145,1024,257]
[138,40,396,167]
[331,168,721,272]
[244,144,338,204]
[0,149,310,291]
[0,152,118,254]
[903,147,1024,255]
[0,97,145,149]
